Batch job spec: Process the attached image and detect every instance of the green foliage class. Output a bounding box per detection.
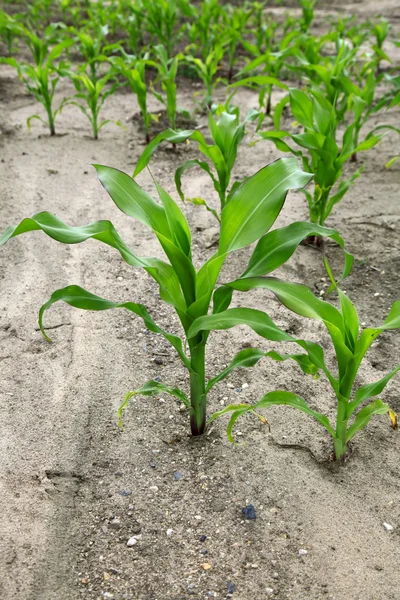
[259,88,382,226]
[184,46,225,109]
[210,274,399,461]
[66,72,120,139]
[148,45,189,131]
[0,159,352,438]
[134,105,261,215]
[108,53,153,143]
[1,37,73,135]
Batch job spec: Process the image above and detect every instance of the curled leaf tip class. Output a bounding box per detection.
[389,410,398,431]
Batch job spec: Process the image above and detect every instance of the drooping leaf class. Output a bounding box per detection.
[38,285,189,367]
[118,380,190,427]
[346,399,396,442]
[0,211,186,310]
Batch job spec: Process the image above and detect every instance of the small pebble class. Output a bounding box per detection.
[119,490,132,496]
[265,588,274,597]
[103,593,114,599]
[149,486,158,491]
[200,535,207,542]
[383,522,394,532]
[242,504,256,520]
[166,528,174,537]
[154,357,163,365]
[242,382,249,389]
[127,537,137,547]
[298,549,308,556]
[374,292,380,297]
[235,387,242,393]
[201,563,212,570]
[227,581,236,594]
[174,471,184,481]
[150,461,157,468]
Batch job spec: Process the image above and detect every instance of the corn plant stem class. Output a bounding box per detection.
[45,100,55,136]
[188,340,207,436]
[334,396,349,461]
[316,188,331,227]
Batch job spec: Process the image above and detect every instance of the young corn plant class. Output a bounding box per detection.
[184,46,225,109]
[1,39,73,136]
[73,26,120,85]
[340,71,400,162]
[232,37,298,115]
[209,275,399,462]
[66,72,121,139]
[0,10,24,56]
[108,53,153,143]
[298,0,317,33]
[0,159,351,438]
[144,0,190,59]
[259,88,382,230]
[148,45,190,131]
[133,106,261,218]
[184,0,222,62]
[221,3,254,81]
[370,17,391,72]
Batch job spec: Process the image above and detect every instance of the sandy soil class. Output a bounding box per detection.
[0,1,400,599]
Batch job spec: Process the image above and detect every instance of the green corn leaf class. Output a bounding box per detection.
[174,158,220,202]
[224,277,352,378]
[289,88,314,128]
[348,365,400,417]
[38,285,189,367]
[219,158,312,254]
[209,390,335,441]
[226,277,344,332]
[185,197,220,222]
[338,289,359,352]
[346,399,396,442]
[187,307,294,342]
[206,348,266,392]
[154,182,192,257]
[0,212,186,311]
[385,156,400,169]
[241,221,352,279]
[94,164,171,238]
[118,380,190,427]
[266,349,320,375]
[133,129,196,177]
[229,75,288,91]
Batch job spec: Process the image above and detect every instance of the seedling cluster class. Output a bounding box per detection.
[1,0,399,462]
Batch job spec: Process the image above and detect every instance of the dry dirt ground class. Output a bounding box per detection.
[1,1,400,599]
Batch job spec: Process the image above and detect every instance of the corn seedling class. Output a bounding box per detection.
[210,273,399,462]
[297,0,317,34]
[1,38,73,136]
[108,53,153,143]
[233,36,298,115]
[133,106,261,218]
[185,0,222,62]
[370,17,391,72]
[184,46,225,109]
[221,3,254,81]
[259,88,382,229]
[148,45,189,132]
[144,0,190,59]
[66,72,121,139]
[73,26,120,85]
[0,159,352,437]
[0,10,24,56]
